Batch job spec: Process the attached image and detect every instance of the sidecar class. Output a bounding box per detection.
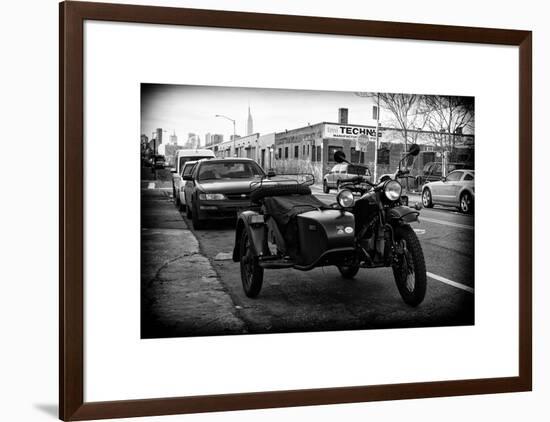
[233,183,356,271]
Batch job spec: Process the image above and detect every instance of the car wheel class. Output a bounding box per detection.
[323,180,330,193]
[422,188,433,208]
[459,192,474,214]
[179,195,186,212]
[191,202,205,230]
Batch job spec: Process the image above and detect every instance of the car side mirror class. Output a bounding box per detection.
[441,176,447,182]
[181,175,193,181]
[267,170,276,178]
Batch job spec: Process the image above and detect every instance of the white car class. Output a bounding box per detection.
[421,169,475,213]
[171,149,215,208]
[176,161,197,211]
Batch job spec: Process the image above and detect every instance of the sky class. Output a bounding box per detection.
[141,84,382,146]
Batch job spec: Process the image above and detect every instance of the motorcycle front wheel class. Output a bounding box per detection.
[240,230,264,298]
[392,225,427,307]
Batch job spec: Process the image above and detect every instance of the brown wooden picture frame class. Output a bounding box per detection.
[59,1,532,420]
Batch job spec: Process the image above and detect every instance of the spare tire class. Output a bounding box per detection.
[250,184,312,203]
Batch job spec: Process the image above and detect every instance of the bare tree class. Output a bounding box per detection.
[355,92,426,150]
[421,95,475,154]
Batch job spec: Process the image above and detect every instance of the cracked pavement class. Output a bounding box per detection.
[141,187,247,338]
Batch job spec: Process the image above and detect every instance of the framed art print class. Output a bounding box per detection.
[60,1,532,420]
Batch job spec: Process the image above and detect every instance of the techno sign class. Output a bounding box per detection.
[323,124,383,141]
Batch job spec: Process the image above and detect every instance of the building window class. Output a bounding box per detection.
[307,144,310,156]
[350,147,360,163]
[377,147,390,165]
[302,145,306,156]
[316,146,322,162]
[294,145,299,158]
[285,147,289,159]
[278,148,282,159]
[328,146,343,162]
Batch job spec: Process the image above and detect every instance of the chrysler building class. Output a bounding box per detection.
[246,105,253,135]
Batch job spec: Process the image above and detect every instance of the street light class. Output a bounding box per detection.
[215,114,237,157]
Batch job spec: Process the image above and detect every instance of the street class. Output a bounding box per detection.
[141,170,474,339]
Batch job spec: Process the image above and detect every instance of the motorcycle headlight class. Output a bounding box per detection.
[337,189,355,208]
[384,180,402,201]
[199,193,226,200]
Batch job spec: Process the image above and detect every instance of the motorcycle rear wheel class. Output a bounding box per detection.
[240,230,264,298]
[337,265,360,279]
[392,225,427,307]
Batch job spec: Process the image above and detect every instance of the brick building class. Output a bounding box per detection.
[272,121,474,184]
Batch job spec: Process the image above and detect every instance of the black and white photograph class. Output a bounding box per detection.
[140,83,475,339]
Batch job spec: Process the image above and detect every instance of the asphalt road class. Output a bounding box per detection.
[141,171,474,338]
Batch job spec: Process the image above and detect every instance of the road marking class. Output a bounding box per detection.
[427,272,474,293]
[420,216,473,230]
[147,182,155,189]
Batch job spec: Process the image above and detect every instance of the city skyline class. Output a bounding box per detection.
[141,84,382,146]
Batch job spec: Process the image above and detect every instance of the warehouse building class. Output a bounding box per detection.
[272,108,474,182]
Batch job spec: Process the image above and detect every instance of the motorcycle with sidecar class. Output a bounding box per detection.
[232,144,427,306]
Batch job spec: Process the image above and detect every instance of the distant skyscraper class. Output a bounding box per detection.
[187,133,198,148]
[155,128,163,145]
[211,134,224,144]
[247,105,253,135]
[169,131,178,145]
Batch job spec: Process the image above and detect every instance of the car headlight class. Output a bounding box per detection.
[384,180,402,201]
[337,189,355,208]
[199,193,226,200]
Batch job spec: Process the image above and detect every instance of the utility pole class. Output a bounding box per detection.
[215,114,237,157]
[373,93,380,183]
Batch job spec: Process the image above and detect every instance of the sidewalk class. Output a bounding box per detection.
[141,188,247,338]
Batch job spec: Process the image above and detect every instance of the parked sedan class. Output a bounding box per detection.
[421,169,475,213]
[182,158,266,229]
[323,163,370,193]
[174,160,197,211]
[153,154,166,169]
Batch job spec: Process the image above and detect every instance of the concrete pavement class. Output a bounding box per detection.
[141,188,247,338]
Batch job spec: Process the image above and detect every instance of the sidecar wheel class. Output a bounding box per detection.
[337,265,360,279]
[392,226,427,307]
[240,230,264,298]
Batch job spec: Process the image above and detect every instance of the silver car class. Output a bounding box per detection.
[421,169,475,213]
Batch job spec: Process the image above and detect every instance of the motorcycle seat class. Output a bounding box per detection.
[263,194,327,228]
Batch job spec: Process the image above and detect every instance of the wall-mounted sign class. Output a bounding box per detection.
[323,124,382,141]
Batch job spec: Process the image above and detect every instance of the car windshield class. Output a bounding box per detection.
[198,161,265,181]
[182,164,196,176]
[179,156,211,170]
